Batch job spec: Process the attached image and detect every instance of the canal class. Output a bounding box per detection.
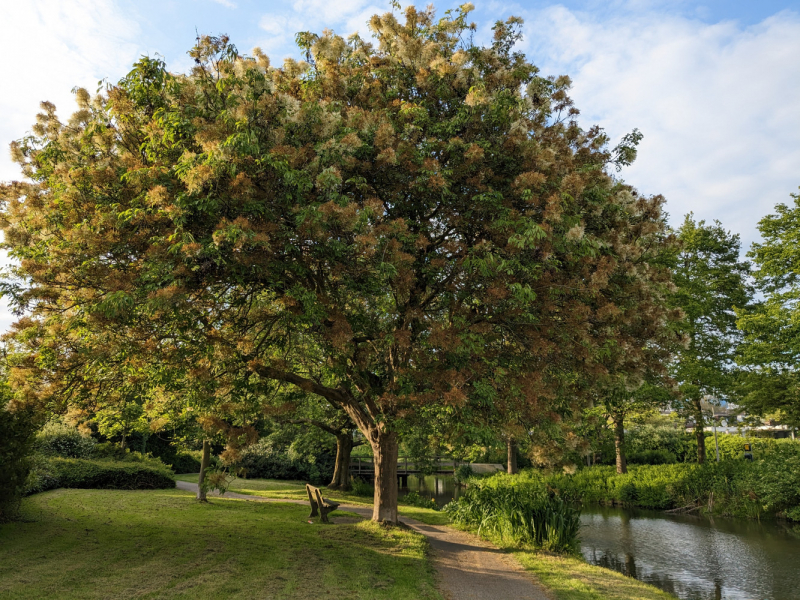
[399,475,800,599]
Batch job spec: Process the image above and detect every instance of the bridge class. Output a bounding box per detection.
[349,456,503,485]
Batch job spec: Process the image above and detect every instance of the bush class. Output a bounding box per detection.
[0,404,38,522]
[444,473,581,553]
[25,457,174,494]
[35,420,96,458]
[170,451,203,474]
[238,439,333,484]
[627,449,677,465]
[401,491,438,510]
[350,477,374,497]
[454,464,474,484]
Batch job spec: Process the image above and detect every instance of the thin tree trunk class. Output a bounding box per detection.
[329,433,354,491]
[197,440,210,502]
[371,430,399,523]
[613,415,627,474]
[693,398,706,464]
[507,438,518,474]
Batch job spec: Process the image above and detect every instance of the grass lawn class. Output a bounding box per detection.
[175,475,675,598]
[513,552,675,600]
[0,488,441,600]
[174,474,451,526]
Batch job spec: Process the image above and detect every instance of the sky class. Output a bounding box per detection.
[1,0,799,330]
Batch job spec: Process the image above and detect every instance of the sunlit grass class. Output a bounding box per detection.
[174,474,450,525]
[0,488,441,600]
[513,551,676,600]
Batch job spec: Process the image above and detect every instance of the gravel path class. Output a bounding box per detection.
[175,481,551,600]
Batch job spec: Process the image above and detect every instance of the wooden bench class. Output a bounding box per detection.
[306,484,340,523]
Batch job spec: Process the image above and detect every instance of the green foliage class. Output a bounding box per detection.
[670,215,753,403]
[454,464,474,483]
[400,491,439,511]
[34,420,97,458]
[626,449,676,465]
[350,477,375,497]
[737,189,800,427]
[444,473,581,553]
[169,450,203,474]
[0,402,38,522]
[237,439,333,484]
[25,457,175,494]
[529,442,800,520]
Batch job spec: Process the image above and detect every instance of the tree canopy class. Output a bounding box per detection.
[1,5,677,521]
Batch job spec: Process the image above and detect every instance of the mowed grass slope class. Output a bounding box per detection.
[0,489,441,600]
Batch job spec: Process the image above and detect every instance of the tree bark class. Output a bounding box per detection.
[329,433,354,490]
[197,440,210,502]
[693,398,706,464]
[371,430,399,523]
[613,415,627,474]
[507,438,518,474]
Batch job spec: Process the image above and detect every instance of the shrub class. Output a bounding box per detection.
[444,473,581,553]
[25,457,174,494]
[454,464,474,484]
[350,477,374,497]
[170,451,203,474]
[401,491,439,510]
[35,420,96,458]
[0,403,38,522]
[627,449,677,465]
[238,439,333,484]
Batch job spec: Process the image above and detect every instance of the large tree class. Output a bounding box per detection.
[737,189,800,429]
[2,6,675,522]
[670,215,753,463]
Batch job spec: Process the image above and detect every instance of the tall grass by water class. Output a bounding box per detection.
[444,474,580,553]
[532,440,800,520]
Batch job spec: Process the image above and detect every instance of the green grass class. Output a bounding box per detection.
[174,474,451,526]
[513,552,675,600]
[0,488,441,600]
[176,474,674,598]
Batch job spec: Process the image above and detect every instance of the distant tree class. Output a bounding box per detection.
[2,6,676,522]
[670,215,753,463]
[737,189,800,430]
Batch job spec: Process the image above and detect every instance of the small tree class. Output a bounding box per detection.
[737,189,800,429]
[670,215,753,463]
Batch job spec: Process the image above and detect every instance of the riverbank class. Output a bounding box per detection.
[176,474,676,599]
[499,443,800,521]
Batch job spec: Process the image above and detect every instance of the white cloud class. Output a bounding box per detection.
[0,0,141,182]
[520,7,800,248]
[210,0,236,8]
[0,0,142,332]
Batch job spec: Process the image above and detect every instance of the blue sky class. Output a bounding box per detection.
[2,0,800,329]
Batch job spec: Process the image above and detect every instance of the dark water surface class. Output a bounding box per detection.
[580,505,800,600]
[399,474,460,507]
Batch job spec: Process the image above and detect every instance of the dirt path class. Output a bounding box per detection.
[175,481,550,600]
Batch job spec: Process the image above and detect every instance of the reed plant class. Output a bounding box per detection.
[444,474,580,553]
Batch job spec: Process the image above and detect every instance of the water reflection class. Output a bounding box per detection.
[399,474,460,507]
[580,505,800,600]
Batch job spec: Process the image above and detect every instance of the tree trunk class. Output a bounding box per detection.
[371,430,399,523]
[197,440,210,502]
[507,438,518,474]
[693,398,706,464]
[329,433,354,491]
[613,415,627,474]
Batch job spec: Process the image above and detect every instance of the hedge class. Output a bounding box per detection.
[25,457,175,495]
